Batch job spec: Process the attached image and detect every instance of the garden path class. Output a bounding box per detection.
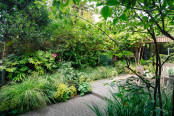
[22,74,134,116]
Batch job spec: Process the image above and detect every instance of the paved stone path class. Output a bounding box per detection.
[22,74,134,116]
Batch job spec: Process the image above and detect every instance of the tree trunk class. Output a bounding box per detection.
[138,43,142,64]
[0,39,11,86]
[172,83,174,116]
[112,55,117,64]
[134,44,139,64]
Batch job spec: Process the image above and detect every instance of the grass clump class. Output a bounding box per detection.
[0,71,64,115]
[0,79,50,114]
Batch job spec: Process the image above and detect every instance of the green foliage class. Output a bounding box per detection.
[67,79,79,89]
[89,80,150,116]
[1,0,50,55]
[143,64,156,74]
[89,77,172,116]
[101,6,112,20]
[78,82,92,96]
[161,90,172,115]
[0,78,51,114]
[2,51,59,81]
[0,64,119,115]
[168,68,174,76]
[47,10,109,68]
[140,58,156,74]
[54,83,77,102]
[0,71,64,115]
[58,62,78,81]
[79,66,118,81]
[160,54,174,63]
[115,61,126,74]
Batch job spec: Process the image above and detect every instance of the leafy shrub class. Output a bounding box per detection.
[143,64,156,74]
[49,18,105,68]
[160,54,174,63]
[54,83,77,102]
[78,82,92,96]
[79,75,91,83]
[124,63,138,74]
[58,62,80,81]
[67,79,79,89]
[79,66,118,81]
[168,68,174,75]
[115,61,126,74]
[1,50,59,81]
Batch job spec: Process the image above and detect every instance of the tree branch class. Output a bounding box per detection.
[137,2,174,40]
[126,66,155,89]
[161,54,174,67]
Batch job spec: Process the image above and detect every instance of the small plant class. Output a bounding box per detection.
[168,68,174,76]
[115,61,126,74]
[59,62,78,81]
[67,79,79,89]
[78,82,92,96]
[54,83,77,102]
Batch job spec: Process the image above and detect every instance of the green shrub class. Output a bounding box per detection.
[67,79,79,89]
[115,61,126,74]
[160,54,174,63]
[1,50,59,81]
[143,64,155,74]
[79,66,118,81]
[78,82,92,96]
[168,68,174,75]
[161,90,172,115]
[53,83,77,102]
[125,63,138,74]
[58,62,78,81]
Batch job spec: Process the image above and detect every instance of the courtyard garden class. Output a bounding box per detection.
[0,0,174,116]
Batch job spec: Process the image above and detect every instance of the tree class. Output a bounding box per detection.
[0,0,50,85]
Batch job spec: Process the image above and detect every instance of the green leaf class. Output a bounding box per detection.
[142,16,148,21]
[113,18,117,25]
[151,100,155,103]
[73,0,80,5]
[59,11,62,19]
[155,108,162,112]
[106,0,119,6]
[101,6,112,20]
[120,14,127,21]
[20,0,24,3]
[96,3,103,6]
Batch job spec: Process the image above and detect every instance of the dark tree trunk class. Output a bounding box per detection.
[0,39,11,86]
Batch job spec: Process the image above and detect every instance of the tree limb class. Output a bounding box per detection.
[161,54,174,67]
